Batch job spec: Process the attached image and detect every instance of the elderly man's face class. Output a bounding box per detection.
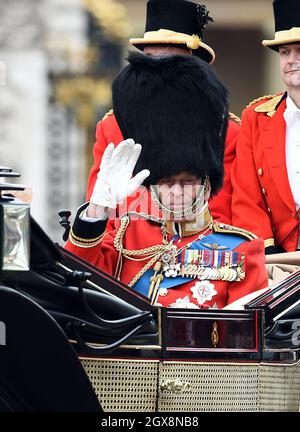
[279,43,300,88]
[156,172,210,220]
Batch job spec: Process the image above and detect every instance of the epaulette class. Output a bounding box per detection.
[229,112,241,125]
[213,222,257,241]
[101,109,114,121]
[246,94,276,109]
[246,93,285,118]
[253,93,285,117]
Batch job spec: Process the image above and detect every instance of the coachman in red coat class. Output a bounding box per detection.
[232,0,300,253]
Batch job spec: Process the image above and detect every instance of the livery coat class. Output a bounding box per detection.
[231,93,300,252]
[65,205,268,309]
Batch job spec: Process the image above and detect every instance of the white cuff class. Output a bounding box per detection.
[80,208,108,222]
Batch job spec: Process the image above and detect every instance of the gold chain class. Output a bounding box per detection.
[114,213,213,288]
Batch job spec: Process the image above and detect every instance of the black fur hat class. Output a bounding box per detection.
[112,52,228,196]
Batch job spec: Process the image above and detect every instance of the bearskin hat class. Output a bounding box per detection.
[112,51,228,196]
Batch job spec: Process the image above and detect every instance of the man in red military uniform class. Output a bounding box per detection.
[66,52,267,309]
[86,0,240,225]
[232,0,300,253]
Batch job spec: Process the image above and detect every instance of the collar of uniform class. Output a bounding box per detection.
[284,94,300,126]
[285,94,300,113]
[164,205,213,237]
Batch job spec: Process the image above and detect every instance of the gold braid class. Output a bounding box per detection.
[228,112,241,125]
[113,216,214,288]
[114,216,169,257]
[246,94,275,109]
[113,216,171,287]
[127,251,165,288]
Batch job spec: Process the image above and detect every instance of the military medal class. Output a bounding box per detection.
[158,288,168,297]
[181,249,246,282]
[162,245,182,277]
[169,295,200,309]
[190,280,217,305]
[163,263,181,277]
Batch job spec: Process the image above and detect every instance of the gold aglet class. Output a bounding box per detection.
[151,274,164,306]
[148,261,162,298]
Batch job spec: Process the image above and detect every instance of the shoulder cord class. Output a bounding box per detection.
[113,216,169,257]
[113,217,213,288]
[228,112,241,125]
[113,216,171,286]
[246,94,275,109]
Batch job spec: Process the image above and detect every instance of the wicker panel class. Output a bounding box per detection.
[158,362,259,412]
[82,359,159,412]
[259,363,300,412]
[81,358,300,412]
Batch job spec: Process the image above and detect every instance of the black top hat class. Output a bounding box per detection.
[263,0,300,50]
[129,0,215,63]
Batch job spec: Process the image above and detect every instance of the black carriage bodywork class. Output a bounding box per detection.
[60,247,300,364]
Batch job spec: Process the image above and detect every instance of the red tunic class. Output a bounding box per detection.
[231,94,299,251]
[86,114,239,225]
[65,211,268,309]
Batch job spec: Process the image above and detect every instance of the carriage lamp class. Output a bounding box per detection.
[0,167,30,271]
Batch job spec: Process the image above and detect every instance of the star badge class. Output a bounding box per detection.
[190,280,217,306]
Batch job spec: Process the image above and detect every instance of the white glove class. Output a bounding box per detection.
[90,139,150,209]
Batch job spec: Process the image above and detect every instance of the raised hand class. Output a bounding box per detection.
[89,139,150,216]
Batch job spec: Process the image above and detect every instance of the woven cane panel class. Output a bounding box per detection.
[158,363,260,412]
[81,359,159,412]
[259,363,300,412]
[82,359,300,412]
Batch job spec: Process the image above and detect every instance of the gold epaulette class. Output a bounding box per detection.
[213,222,257,241]
[101,109,114,121]
[246,94,276,109]
[229,112,241,125]
[253,93,284,117]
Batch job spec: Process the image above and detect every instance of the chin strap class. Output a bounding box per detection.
[150,176,209,220]
[164,201,213,237]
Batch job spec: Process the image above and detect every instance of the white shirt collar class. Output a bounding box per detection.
[285,94,300,113]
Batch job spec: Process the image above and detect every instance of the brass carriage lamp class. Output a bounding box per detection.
[0,166,30,271]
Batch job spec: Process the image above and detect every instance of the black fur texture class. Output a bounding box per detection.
[112,51,228,196]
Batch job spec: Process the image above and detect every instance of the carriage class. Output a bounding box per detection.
[1,166,300,412]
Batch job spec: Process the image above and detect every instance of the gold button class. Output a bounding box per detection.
[258,168,263,176]
[267,207,271,214]
[262,188,266,195]
[273,227,276,232]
